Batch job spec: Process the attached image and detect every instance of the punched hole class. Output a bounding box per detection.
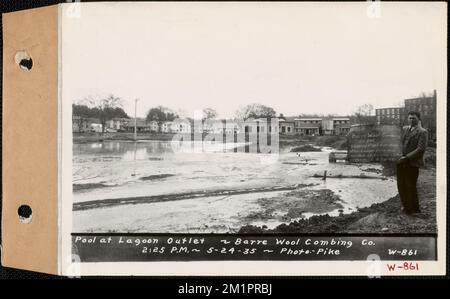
[18,205,32,224]
[14,51,33,71]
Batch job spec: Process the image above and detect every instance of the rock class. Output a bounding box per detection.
[381,227,389,232]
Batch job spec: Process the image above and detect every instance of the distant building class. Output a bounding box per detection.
[224,121,240,134]
[171,120,192,133]
[149,121,159,132]
[319,117,350,135]
[279,117,295,135]
[333,117,351,135]
[294,118,321,136]
[89,123,103,133]
[375,90,437,140]
[243,118,279,135]
[375,107,406,126]
[209,120,226,134]
[191,120,205,134]
[161,121,173,133]
[123,118,151,133]
[106,118,129,131]
[72,116,101,133]
[72,116,88,132]
[404,90,437,140]
[321,119,334,135]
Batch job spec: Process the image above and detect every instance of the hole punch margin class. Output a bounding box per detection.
[18,204,33,224]
[14,51,33,71]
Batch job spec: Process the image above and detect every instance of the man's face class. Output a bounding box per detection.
[408,114,419,126]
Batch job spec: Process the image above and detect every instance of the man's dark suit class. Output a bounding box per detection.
[397,125,428,213]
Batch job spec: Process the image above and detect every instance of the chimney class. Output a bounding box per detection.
[433,89,437,99]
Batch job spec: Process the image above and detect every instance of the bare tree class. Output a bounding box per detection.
[146,106,178,124]
[352,103,376,125]
[202,108,218,120]
[235,103,276,120]
[79,94,125,133]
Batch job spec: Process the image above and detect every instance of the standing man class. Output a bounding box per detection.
[397,111,428,214]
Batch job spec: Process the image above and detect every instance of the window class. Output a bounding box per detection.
[287,127,291,132]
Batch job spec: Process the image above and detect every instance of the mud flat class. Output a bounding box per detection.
[72,184,310,211]
[241,188,345,226]
[73,182,113,191]
[239,168,437,234]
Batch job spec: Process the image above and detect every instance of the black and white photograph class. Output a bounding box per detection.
[59,2,446,275]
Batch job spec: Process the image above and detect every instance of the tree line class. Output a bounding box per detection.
[73,94,383,134]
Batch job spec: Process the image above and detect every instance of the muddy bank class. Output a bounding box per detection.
[73,174,174,191]
[139,174,174,181]
[290,145,322,152]
[239,168,436,234]
[73,132,177,143]
[280,135,348,151]
[72,184,316,211]
[241,189,344,226]
[73,183,113,191]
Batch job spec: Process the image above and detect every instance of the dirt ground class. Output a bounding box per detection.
[279,135,348,151]
[239,167,437,234]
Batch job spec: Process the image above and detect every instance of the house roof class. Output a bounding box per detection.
[124,118,148,127]
[279,116,295,123]
[295,118,322,121]
[279,120,295,125]
[296,123,321,128]
[375,107,403,110]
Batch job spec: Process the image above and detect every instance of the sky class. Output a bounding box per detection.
[62,2,446,119]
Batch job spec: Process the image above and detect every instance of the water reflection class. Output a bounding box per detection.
[73,141,174,161]
[73,140,247,162]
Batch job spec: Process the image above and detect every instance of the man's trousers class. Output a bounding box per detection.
[396,162,420,213]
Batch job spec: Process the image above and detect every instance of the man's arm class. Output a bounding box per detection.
[406,130,428,160]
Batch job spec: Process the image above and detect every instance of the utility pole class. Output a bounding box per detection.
[134,98,139,141]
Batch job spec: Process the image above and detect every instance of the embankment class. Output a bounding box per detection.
[239,168,436,234]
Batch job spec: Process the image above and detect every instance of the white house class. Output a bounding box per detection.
[171,120,192,133]
[149,121,159,132]
[90,123,103,133]
[161,121,173,133]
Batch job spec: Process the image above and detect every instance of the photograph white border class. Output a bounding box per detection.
[59,2,447,276]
